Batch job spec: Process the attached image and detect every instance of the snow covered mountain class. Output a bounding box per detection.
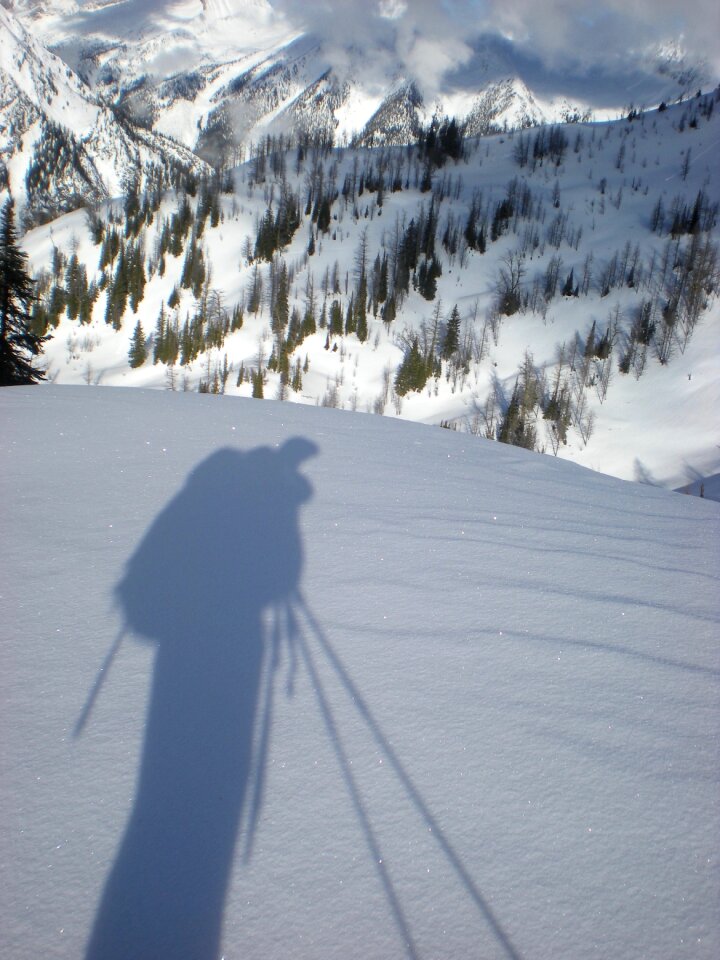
[0,4,209,223]
[3,0,713,165]
[18,92,720,493]
[2,384,718,959]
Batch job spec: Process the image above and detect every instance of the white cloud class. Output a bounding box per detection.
[378,0,407,19]
[468,0,719,75]
[272,0,720,83]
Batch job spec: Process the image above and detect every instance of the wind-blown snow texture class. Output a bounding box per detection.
[2,385,718,959]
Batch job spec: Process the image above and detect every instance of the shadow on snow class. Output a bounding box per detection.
[82,439,317,960]
[79,439,523,960]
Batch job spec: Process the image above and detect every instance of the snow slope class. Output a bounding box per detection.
[22,95,720,492]
[2,385,718,959]
[0,4,209,221]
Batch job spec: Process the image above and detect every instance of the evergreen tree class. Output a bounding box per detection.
[47,283,67,327]
[395,338,430,395]
[441,305,461,359]
[561,268,576,297]
[104,249,128,330]
[128,320,147,368]
[246,263,263,314]
[230,304,244,331]
[382,295,396,327]
[291,357,303,392]
[329,299,344,335]
[271,261,290,335]
[345,294,356,335]
[0,200,47,385]
[317,196,332,234]
[583,320,597,359]
[377,254,388,304]
[417,256,441,301]
[153,304,167,364]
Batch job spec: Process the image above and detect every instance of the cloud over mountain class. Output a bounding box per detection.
[273,0,720,86]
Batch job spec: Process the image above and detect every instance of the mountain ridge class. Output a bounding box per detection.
[3,0,714,171]
[0,4,210,223]
[16,90,720,493]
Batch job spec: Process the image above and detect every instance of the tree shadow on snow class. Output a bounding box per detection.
[82,439,318,960]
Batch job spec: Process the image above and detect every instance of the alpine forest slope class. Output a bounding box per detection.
[1,384,719,960]
[14,91,720,492]
[0,4,210,226]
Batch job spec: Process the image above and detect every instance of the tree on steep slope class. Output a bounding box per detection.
[0,200,47,386]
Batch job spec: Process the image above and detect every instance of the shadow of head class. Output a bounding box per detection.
[116,437,319,642]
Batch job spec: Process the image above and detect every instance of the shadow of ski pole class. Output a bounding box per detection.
[293,592,525,960]
[297,621,421,960]
[73,626,127,738]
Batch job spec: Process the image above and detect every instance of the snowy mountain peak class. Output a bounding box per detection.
[0,4,101,129]
[5,1,715,164]
[0,3,210,222]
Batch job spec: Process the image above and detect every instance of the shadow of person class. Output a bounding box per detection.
[84,438,318,960]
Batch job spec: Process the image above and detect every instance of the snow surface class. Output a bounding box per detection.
[2,384,718,959]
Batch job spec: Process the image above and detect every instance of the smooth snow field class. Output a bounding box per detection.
[2,385,718,960]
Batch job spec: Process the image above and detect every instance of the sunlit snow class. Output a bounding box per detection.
[2,385,718,959]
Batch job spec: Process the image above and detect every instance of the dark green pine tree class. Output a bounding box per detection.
[441,305,461,359]
[105,245,129,329]
[47,282,67,327]
[497,383,522,444]
[317,197,332,234]
[251,369,264,398]
[355,272,368,342]
[291,357,303,392]
[498,381,536,450]
[128,320,147,368]
[561,268,576,298]
[376,253,388,305]
[382,295,396,327]
[329,299,344,336]
[583,320,597,358]
[153,303,167,364]
[418,256,441,301]
[344,294,356,335]
[271,262,290,336]
[0,200,47,386]
[395,338,429,396]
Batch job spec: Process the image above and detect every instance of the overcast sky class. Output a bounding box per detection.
[10,0,718,102]
[273,0,720,83]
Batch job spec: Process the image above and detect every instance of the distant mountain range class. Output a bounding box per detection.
[1,0,713,221]
[0,4,209,224]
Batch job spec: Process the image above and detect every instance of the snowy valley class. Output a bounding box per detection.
[1,1,718,494]
[10,90,720,492]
